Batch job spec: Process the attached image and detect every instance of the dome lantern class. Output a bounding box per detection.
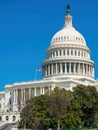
[64,4,73,28]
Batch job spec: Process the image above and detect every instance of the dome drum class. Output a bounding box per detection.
[46,47,90,60]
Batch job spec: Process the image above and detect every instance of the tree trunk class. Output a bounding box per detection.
[58,120,60,130]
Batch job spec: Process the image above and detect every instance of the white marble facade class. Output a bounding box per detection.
[0,5,98,123]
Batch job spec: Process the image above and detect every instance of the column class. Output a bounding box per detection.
[92,67,94,77]
[48,65,50,76]
[40,87,43,95]
[74,63,76,74]
[65,63,67,73]
[43,87,45,95]
[51,52,53,58]
[62,49,63,56]
[29,88,31,100]
[88,65,90,76]
[45,66,47,77]
[34,88,36,96]
[86,64,88,75]
[83,64,85,75]
[21,89,23,104]
[23,89,25,104]
[13,90,16,104]
[16,89,18,105]
[51,64,53,75]
[58,50,60,56]
[56,63,57,74]
[60,63,62,74]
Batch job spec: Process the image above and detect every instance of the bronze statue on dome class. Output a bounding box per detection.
[66,4,70,14]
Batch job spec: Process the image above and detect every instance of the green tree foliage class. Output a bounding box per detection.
[47,87,73,130]
[19,85,98,129]
[73,85,98,127]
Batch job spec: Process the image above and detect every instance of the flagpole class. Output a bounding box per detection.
[34,66,37,81]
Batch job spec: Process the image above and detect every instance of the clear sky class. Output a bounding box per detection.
[0,0,98,91]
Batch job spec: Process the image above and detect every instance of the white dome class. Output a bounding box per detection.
[50,12,86,47]
[51,27,86,46]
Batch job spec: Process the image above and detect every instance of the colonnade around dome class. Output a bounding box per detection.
[42,62,94,78]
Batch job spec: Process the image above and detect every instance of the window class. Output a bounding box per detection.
[67,64,69,73]
[0,104,1,109]
[61,37,63,40]
[13,116,16,121]
[62,64,65,73]
[75,51,77,56]
[71,64,74,73]
[9,99,11,104]
[67,36,69,39]
[58,64,60,73]
[78,51,80,56]
[0,116,2,121]
[53,52,55,57]
[76,64,78,73]
[60,50,62,56]
[6,116,9,121]
[64,36,66,40]
[67,50,69,56]
[71,51,73,56]
[81,51,83,57]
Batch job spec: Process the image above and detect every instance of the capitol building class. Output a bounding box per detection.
[0,5,98,124]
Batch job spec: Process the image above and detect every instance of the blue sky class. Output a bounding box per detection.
[0,0,98,91]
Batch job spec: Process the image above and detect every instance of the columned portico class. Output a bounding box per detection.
[13,86,52,110]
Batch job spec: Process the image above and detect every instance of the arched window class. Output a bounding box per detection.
[6,116,9,121]
[13,116,16,121]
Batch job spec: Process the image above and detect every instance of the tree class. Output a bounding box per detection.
[73,85,98,127]
[47,87,73,130]
[19,95,50,129]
